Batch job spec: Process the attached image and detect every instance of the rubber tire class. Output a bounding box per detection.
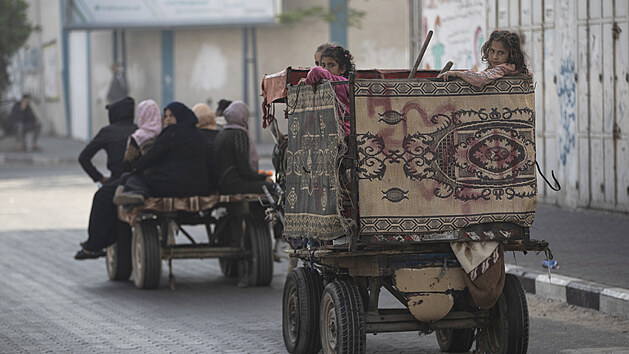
[481,274,529,353]
[282,267,324,354]
[436,328,475,353]
[132,220,162,289]
[244,216,273,286]
[435,293,475,352]
[106,230,132,281]
[219,258,239,278]
[320,279,366,354]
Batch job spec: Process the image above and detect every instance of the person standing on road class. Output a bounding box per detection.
[7,93,42,151]
[106,63,128,104]
[78,97,137,185]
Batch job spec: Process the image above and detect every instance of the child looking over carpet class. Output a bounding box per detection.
[299,45,355,136]
[438,29,530,87]
[314,43,333,66]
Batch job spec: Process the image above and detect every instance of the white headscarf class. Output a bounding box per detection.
[132,99,162,146]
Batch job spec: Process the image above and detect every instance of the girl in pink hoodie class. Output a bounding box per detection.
[301,45,355,136]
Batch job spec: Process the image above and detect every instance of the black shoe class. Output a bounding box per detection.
[74,248,106,260]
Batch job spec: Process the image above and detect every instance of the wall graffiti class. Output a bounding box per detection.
[557,57,576,166]
[421,0,486,70]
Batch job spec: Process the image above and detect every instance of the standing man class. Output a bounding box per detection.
[76,96,136,259]
[79,96,137,186]
[8,93,41,151]
[106,63,128,104]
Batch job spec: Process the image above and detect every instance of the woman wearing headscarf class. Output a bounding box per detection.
[193,103,220,192]
[215,101,273,194]
[123,99,163,171]
[76,99,163,260]
[115,101,209,203]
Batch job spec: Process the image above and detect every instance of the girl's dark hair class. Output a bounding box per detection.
[481,30,528,74]
[321,45,355,78]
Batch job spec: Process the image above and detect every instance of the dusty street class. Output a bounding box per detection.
[0,165,628,353]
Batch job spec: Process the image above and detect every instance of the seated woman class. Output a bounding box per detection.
[215,101,273,195]
[76,99,162,260]
[192,103,220,192]
[115,102,209,204]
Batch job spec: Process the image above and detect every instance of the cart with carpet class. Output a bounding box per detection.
[261,65,550,353]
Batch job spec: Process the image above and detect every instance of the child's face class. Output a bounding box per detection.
[487,40,510,67]
[314,51,323,66]
[321,57,345,76]
[163,109,177,126]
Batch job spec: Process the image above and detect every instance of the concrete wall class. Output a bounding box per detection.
[6,0,66,136]
[81,0,408,142]
[349,0,409,69]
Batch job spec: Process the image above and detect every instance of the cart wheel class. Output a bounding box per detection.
[106,229,132,281]
[320,279,366,354]
[282,267,324,354]
[435,294,475,352]
[244,216,273,286]
[436,328,474,352]
[478,274,529,353]
[219,258,238,278]
[132,220,162,289]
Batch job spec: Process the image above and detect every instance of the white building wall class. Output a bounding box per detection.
[481,0,629,212]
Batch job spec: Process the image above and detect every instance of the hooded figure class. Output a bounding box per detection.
[193,103,220,192]
[76,99,163,260]
[79,97,137,183]
[215,101,272,195]
[132,101,209,197]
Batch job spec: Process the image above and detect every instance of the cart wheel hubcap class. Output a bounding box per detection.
[287,285,298,343]
[484,300,503,351]
[325,305,337,349]
[106,245,115,271]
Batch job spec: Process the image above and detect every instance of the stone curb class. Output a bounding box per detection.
[0,154,78,166]
[505,264,629,321]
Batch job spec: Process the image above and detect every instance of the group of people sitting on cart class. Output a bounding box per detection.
[75,98,274,260]
[74,28,530,261]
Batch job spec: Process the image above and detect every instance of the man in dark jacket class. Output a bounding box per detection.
[78,97,137,184]
[7,94,41,151]
[75,97,136,260]
[106,63,128,104]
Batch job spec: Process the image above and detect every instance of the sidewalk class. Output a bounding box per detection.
[2,135,628,320]
[0,134,276,166]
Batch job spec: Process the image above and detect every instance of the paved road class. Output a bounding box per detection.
[1,165,628,353]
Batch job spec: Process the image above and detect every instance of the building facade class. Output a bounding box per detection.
[7,0,629,213]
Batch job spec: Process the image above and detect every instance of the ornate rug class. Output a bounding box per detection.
[355,77,537,235]
[283,82,347,240]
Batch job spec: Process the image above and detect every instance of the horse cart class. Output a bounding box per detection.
[108,194,274,290]
[261,67,549,353]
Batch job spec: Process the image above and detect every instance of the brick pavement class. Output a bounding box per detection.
[1,136,629,329]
